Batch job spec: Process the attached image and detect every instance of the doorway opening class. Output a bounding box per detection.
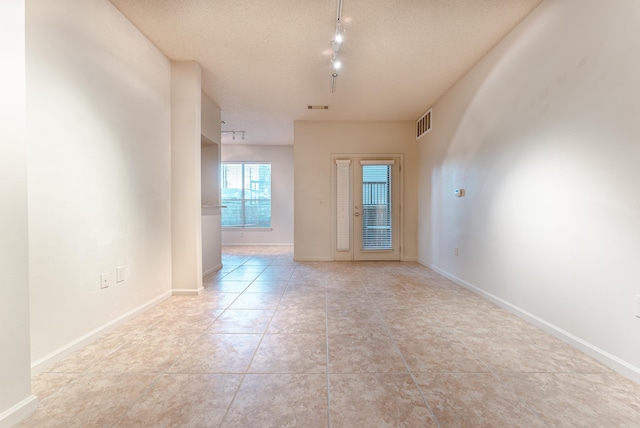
[332,155,403,261]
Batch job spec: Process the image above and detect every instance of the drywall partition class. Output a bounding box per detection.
[201,139,220,209]
[171,61,203,294]
[201,93,222,144]
[417,0,640,380]
[26,0,172,372]
[201,136,221,275]
[201,139,222,275]
[294,121,417,261]
[222,145,294,246]
[0,1,38,425]
[201,140,221,275]
[201,94,222,276]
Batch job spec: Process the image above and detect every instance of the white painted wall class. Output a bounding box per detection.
[201,94,222,275]
[201,140,221,275]
[201,209,222,276]
[293,121,417,261]
[201,142,219,208]
[26,0,172,368]
[0,1,38,425]
[171,61,203,294]
[417,0,640,380]
[201,93,221,145]
[222,145,294,246]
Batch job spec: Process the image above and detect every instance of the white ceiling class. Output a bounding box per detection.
[109,0,542,145]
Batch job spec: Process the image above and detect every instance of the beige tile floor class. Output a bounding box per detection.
[18,246,640,427]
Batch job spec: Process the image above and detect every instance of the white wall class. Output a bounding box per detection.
[201,94,222,275]
[294,121,417,261]
[201,208,222,275]
[201,141,220,208]
[222,145,294,246]
[201,93,221,145]
[26,0,172,368]
[417,0,640,380]
[201,140,222,275]
[0,1,38,425]
[171,61,203,294]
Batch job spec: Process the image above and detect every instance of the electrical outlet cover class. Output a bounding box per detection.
[100,273,109,289]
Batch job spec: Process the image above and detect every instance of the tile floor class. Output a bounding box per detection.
[18,246,640,427]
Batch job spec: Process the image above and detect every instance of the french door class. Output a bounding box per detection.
[334,156,401,261]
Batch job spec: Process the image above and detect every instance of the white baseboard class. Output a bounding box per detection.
[30,291,172,376]
[202,264,222,277]
[172,286,204,296]
[0,395,38,428]
[417,258,640,384]
[293,257,333,262]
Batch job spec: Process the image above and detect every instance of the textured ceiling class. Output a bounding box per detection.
[109,0,542,145]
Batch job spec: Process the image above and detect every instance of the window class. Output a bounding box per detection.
[221,163,271,228]
[361,164,392,249]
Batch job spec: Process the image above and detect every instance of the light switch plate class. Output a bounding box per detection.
[116,266,125,283]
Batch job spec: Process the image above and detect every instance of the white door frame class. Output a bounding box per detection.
[330,153,404,261]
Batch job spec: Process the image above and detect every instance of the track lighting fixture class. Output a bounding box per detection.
[221,131,246,141]
[329,0,345,93]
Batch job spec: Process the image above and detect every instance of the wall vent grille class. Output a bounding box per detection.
[416,109,432,140]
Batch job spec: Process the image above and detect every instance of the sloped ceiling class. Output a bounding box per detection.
[109,0,542,144]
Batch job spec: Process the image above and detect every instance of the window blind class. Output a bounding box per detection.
[221,163,271,228]
[361,164,392,250]
[336,160,351,251]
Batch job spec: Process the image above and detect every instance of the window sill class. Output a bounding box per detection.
[222,227,273,232]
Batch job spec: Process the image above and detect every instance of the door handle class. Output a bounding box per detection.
[354,213,360,216]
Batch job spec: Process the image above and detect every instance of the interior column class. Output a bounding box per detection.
[171,61,203,294]
[0,0,38,424]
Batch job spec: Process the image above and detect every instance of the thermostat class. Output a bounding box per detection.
[454,188,465,197]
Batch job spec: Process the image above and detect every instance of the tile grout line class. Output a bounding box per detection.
[375,271,560,427]
[29,249,640,426]
[154,274,248,427]
[324,267,332,428]
[424,301,552,427]
[216,257,286,427]
[107,371,166,428]
[367,281,441,428]
[107,299,218,427]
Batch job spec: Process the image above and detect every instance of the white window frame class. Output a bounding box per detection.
[221,162,272,230]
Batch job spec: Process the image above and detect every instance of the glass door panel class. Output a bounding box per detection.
[353,158,400,261]
[361,164,392,250]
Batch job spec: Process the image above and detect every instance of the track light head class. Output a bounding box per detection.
[335,20,344,44]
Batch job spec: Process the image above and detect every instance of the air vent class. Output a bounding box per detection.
[416,109,432,140]
[308,105,329,110]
